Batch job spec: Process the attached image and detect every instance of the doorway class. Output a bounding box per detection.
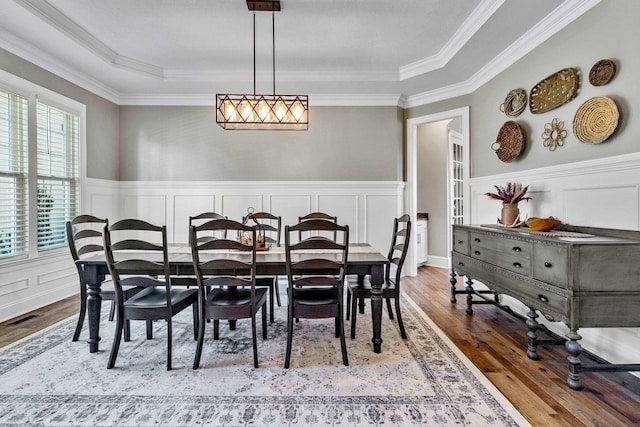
[405,107,470,276]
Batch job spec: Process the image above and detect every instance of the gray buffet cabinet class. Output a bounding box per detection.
[450,223,640,390]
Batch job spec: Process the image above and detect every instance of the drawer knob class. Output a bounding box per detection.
[457,240,464,244]
[538,294,549,303]
[513,262,522,268]
[474,238,480,242]
[544,262,552,268]
[512,246,522,252]
[458,262,464,267]
[474,250,481,256]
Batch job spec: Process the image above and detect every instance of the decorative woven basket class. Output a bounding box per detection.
[529,68,580,114]
[589,59,616,86]
[491,121,524,163]
[573,96,619,144]
[499,88,527,117]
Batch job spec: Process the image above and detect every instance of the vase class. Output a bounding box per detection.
[501,203,519,227]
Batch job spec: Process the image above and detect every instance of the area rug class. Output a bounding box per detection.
[0,290,529,426]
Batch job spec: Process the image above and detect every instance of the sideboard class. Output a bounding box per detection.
[450,223,640,390]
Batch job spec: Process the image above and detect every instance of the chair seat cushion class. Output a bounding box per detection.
[347,277,396,292]
[206,287,268,307]
[124,287,197,308]
[292,287,339,306]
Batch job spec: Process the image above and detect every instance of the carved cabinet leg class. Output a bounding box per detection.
[450,269,457,303]
[566,330,583,391]
[526,306,539,360]
[465,277,474,315]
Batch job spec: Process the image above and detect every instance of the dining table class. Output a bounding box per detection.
[76,243,390,355]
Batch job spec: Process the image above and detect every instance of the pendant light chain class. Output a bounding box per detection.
[272,11,276,96]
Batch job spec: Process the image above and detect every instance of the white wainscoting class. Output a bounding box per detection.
[1,179,404,323]
[467,152,640,371]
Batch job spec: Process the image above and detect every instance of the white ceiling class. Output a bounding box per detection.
[0,0,600,106]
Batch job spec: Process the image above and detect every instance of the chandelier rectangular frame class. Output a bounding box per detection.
[216,0,308,131]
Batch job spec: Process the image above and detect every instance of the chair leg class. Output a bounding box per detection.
[107,310,124,369]
[339,314,349,366]
[345,289,351,320]
[192,304,199,340]
[335,316,340,338]
[72,284,87,342]
[108,300,116,321]
[386,297,394,320]
[251,315,259,368]
[213,320,220,340]
[166,318,172,370]
[350,294,358,339]
[193,314,206,369]
[146,320,153,339]
[124,320,131,342]
[269,283,275,324]
[274,276,282,306]
[285,305,294,368]
[262,303,268,339]
[395,297,407,339]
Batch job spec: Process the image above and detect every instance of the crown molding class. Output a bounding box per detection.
[0,28,121,104]
[399,0,505,80]
[403,0,602,109]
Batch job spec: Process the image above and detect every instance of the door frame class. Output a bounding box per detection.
[405,106,470,276]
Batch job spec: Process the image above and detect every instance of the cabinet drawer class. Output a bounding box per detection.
[506,279,570,319]
[453,229,469,255]
[470,245,531,276]
[532,244,569,288]
[470,232,531,258]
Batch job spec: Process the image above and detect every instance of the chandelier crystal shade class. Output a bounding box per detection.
[216,0,308,131]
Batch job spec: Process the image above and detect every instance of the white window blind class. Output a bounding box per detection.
[36,102,79,251]
[0,89,28,259]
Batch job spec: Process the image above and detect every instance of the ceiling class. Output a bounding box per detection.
[0,0,599,106]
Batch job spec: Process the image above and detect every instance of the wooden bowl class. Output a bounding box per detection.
[526,217,561,232]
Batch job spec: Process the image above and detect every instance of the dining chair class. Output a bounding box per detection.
[103,218,199,370]
[298,212,337,242]
[346,214,411,339]
[190,218,268,369]
[66,215,143,342]
[284,218,349,368]
[189,212,227,242]
[243,211,282,323]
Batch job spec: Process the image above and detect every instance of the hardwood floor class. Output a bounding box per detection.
[1,267,639,426]
[404,266,640,427]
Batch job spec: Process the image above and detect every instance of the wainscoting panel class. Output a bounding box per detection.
[364,195,400,254]
[468,153,640,374]
[173,195,216,243]
[317,194,359,242]
[269,195,312,236]
[0,278,29,297]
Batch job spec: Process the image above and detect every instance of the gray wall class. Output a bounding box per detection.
[470,0,639,178]
[118,105,403,181]
[417,120,449,259]
[0,48,120,181]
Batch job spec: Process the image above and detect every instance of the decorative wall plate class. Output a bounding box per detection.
[589,59,616,86]
[529,68,580,114]
[542,118,568,151]
[491,121,525,163]
[499,88,527,117]
[573,96,619,144]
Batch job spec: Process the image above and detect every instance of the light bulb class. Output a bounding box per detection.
[292,101,304,121]
[240,100,253,121]
[258,100,270,121]
[224,100,237,120]
[275,100,286,121]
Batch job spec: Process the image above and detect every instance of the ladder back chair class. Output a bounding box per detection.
[103,219,198,370]
[346,214,411,339]
[66,215,142,342]
[243,211,282,323]
[284,219,349,368]
[190,218,268,369]
[298,212,338,242]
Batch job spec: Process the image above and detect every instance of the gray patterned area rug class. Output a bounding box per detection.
[0,291,529,426]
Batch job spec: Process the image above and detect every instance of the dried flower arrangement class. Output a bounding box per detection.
[485,182,531,205]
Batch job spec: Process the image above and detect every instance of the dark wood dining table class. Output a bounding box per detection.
[76,243,389,354]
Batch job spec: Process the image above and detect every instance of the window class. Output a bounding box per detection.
[0,72,82,261]
[0,89,28,259]
[37,102,79,250]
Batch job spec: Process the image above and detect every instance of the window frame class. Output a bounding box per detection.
[0,69,86,264]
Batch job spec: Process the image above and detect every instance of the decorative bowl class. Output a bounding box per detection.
[526,217,562,232]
